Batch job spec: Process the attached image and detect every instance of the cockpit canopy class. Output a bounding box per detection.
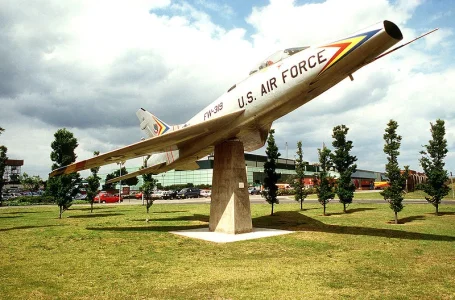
[249,47,310,75]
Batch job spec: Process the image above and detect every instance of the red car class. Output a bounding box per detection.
[94,192,122,203]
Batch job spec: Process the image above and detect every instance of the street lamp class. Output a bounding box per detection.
[451,172,454,199]
[117,161,125,203]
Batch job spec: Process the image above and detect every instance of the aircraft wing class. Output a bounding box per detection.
[49,110,245,177]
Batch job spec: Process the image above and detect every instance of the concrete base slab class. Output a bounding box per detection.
[170,227,294,243]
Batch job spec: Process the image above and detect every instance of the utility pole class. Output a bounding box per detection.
[285,142,288,168]
[118,161,125,203]
[451,172,454,199]
[119,165,122,203]
[285,142,288,159]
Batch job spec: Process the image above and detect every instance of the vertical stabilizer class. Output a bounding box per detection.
[136,108,176,138]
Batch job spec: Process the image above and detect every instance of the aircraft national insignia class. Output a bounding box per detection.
[319,29,381,75]
[152,116,170,136]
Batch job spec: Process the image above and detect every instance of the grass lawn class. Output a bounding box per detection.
[305,189,455,201]
[1,202,454,299]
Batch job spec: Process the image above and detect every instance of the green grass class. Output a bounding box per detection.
[304,189,455,201]
[1,202,454,299]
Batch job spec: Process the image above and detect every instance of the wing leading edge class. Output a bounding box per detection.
[49,110,245,177]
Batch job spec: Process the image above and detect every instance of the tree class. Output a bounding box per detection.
[19,173,43,192]
[292,141,308,210]
[381,120,408,224]
[419,119,450,215]
[263,129,281,216]
[103,173,115,191]
[316,146,335,216]
[46,128,81,218]
[85,151,100,213]
[122,170,139,187]
[104,167,139,191]
[331,125,357,213]
[0,127,7,206]
[141,168,157,220]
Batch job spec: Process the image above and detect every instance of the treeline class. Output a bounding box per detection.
[262,119,450,223]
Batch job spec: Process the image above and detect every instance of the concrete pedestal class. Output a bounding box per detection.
[209,140,252,234]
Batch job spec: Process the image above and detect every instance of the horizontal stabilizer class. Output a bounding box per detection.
[176,162,200,171]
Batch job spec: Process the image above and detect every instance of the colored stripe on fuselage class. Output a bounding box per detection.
[319,29,381,75]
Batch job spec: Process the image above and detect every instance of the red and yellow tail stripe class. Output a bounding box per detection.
[152,116,170,136]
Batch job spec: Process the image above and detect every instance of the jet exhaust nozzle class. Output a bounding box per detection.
[383,20,403,41]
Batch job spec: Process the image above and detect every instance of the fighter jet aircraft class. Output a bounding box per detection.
[49,20,436,182]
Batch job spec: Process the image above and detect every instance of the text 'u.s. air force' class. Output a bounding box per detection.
[238,49,327,108]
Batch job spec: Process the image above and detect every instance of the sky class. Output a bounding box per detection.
[0,0,454,179]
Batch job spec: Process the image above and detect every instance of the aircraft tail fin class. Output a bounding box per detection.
[136,108,176,138]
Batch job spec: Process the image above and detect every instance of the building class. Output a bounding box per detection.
[351,169,385,190]
[2,159,24,190]
[99,153,340,190]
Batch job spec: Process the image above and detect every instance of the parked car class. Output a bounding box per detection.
[2,193,13,200]
[135,192,143,199]
[162,190,178,200]
[200,189,211,198]
[73,193,87,200]
[248,187,261,195]
[94,192,122,203]
[152,190,165,199]
[177,188,200,199]
[4,192,21,198]
[123,191,140,199]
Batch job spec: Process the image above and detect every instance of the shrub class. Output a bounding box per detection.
[304,187,317,195]
[277,189,295,196]
[6,196,56,206]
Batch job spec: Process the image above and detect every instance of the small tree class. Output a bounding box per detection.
[331,125,357,213]
[104,167,139,192]
[381,120,408,224]
[419,119,450,215]
[292,141,308,210]
[141,172,157,220]
[103,173,115,191]
[263,129,281,216]
[85,151,100,213]
[316,146,335,216]
[46,128,80,218]
[0,127,8,206]
[19,173,42,192]
[123,172,139,187]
